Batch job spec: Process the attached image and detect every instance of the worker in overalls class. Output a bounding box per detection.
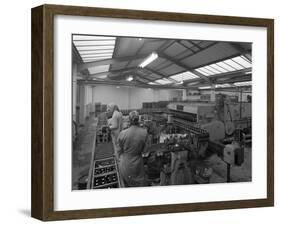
[116,111,148,187]
[107,103,123,158]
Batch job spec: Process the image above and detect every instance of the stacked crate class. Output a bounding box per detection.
[96,126,110,144]
[101,104,107,113]
[91,157,121,189]
[95,102,101,116]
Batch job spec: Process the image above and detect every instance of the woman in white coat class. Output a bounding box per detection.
[107,103,123,157]
[116,111,148,187]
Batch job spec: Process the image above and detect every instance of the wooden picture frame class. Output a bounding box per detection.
[31,4,274,221]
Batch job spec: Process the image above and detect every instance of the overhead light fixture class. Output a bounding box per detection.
[215,83,232,88]
[198,86,211,90]
[245,71,252,74]
[188,82,199,86]
[126,76,133,81]
[139,52,158,68]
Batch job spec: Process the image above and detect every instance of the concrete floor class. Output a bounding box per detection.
[203,147,252,183]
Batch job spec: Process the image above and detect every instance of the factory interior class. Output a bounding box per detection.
[72,35,252,190]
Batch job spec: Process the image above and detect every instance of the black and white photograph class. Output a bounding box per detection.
[71,34,252,190]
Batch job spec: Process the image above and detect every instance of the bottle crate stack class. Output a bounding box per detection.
[96,126,111,144]
[90,157,121,189]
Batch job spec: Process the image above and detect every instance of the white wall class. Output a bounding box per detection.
[1,1,280,226]
[91,85,182,109]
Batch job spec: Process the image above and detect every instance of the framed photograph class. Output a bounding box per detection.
[31,4,274,221]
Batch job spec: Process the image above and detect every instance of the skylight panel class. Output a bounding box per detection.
[81,53,113,58]
[216,62,236,71]
[78,47,115,52]
[82,56,111,60]
[204,65,222,74]
[74,40,116,47]
[73,35,116,41]
[224,59,244,70]
[80,50,114,55]
[195,68,213,76]
[77,46,115,51]
[210,64,229,73]
[170,71,198,81]
[231,56,252,68]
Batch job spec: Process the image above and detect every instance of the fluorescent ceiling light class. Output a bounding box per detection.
[188,82,199,86]
[234,81,252,86]
[198,86,211,90]
[155,78,173,85]
[96,75,107,79]
[215,83,232,88]
[126,76,133,81]
[139,52,158,68]
[148,82,157,85]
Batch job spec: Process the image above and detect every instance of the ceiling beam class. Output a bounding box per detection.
[216,75,252,84]
[108,68,156,82]
[189,40,204,51]
[141,67,166,79]
[152,41,219,74]
[156,40,176,53]
[77,79,186,89]
[176,40,197,53]
[124,41,146,68]
[135,70,157,82]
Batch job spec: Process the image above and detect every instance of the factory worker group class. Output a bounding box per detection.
[107,103,148,187]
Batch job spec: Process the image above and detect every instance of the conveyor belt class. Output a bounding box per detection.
[87,119,122,189]
[94,142,114,160]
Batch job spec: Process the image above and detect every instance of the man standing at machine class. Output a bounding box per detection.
[107,103,123,158]
[116,111,148,187]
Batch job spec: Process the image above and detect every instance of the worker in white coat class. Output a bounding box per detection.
[107,103,123,157]
[116,111,148,187]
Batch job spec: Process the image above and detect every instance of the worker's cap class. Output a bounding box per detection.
[129,111,139,125]
[107,103,119,112]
